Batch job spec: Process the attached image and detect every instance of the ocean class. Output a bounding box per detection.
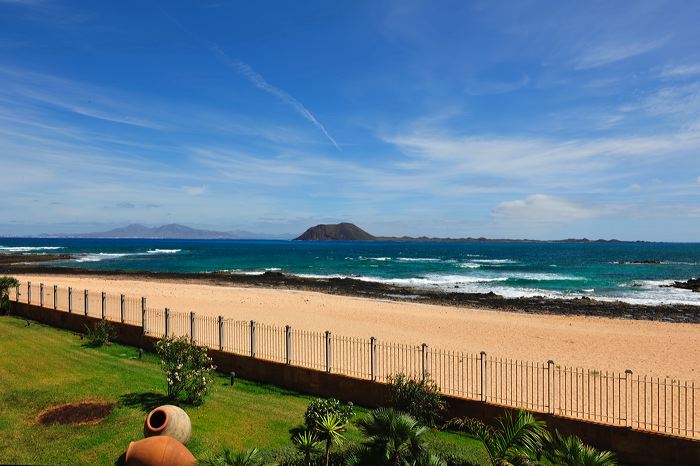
[1,238,699,306]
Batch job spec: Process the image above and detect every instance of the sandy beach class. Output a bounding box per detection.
[14,273,700,382]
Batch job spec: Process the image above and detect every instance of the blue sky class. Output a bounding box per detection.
[1,0,699,240]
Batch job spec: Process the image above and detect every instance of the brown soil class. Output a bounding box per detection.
[36,401,114,425]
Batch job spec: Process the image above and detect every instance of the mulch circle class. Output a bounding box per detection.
[36,401,114,425]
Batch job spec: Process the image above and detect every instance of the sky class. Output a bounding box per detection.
[0,0,699,240]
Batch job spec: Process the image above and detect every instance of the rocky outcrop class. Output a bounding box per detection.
[295,223,376,241]
[669,278,700,292]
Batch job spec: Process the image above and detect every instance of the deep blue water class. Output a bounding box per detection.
[1,238,699,305]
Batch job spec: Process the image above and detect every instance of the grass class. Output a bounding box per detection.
[0,316,489,465]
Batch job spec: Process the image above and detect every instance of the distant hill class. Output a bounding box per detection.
[294,222,631,243]
[295,223,376,241]
[45,224,291,240]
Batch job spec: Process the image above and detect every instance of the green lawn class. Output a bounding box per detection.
[0,316,488,465]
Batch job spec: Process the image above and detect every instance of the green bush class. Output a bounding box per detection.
[0,276,19,315]
[388,373,446,427]
[155,335,215,405]
[304,398,354,431]
[84,319,115,347]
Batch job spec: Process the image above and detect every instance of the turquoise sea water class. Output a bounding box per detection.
[1,238,699,306]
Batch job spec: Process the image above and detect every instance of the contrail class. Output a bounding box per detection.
[161,10,340,150]
[206,43,341,150]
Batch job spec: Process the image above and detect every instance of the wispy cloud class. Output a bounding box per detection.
[659,63,700,79]
[205,44,341,151]
[574,38,667,70]
[491,194,611,226]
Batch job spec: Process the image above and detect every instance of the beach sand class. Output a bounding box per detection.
[14,273,700,381]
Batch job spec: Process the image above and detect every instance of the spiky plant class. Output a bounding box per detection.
[542,430,618,466]
[201,447,261,466]
[355,408,430,466]
[292,430,322,465]
[447,410,547,466]
[315,413,346,466]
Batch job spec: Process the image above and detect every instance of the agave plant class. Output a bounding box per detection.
[542,430,618,466]
[447,410,547,466]
[355,408,429,466]
[315,413,346,466]
[292,430,323,465]
[201,447,261,466]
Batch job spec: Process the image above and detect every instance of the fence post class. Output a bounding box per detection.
[141,297,147,334]
[84,289,88,316]
[625,369,633,427]
[101,292,106,319]
[164,308,170,337]
[27,281,31,304]
[218,316,224,351]
[190,312,196,343]
[250,320,256,358]
[325,331,332,373]
[40,283,44,307]
[15,284,20,302]
[547,360,555,414]
[480,351,487,402]
[53,285,57,310]
[120,294,125,323]
[370,337,377,382]
[68,287,73,313]
[421,343,428,380]
[285,325,292,364]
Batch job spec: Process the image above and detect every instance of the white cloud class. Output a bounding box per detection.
[660,64,700,79]
[574,39,666,70]
[183,185,207,196]
[491,194,606,226]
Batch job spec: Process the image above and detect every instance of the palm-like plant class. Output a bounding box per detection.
[542,430,618,466]
[447,410,547,466]
[315,413,346,466]
[201,447,261,466]
[292,430,323,465]
[355,408,429,466]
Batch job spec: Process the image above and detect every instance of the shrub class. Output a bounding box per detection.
[388,373,446,426]
[0,276,19,315]
[304,398,354,431]
[200,447,261,466]
[155,335,215,405]
[84,319,115,347]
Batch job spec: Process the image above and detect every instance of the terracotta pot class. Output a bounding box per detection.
[143,404,191,445]
[125,436,195,466]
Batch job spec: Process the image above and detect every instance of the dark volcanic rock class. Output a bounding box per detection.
[295,223,375,241]
[668,278,700,292]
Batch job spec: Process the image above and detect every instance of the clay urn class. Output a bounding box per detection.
[143,404,192,445]
[125,436,195,466]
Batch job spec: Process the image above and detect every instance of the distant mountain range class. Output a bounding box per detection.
[295,222,631,243]
[41,224,292,240]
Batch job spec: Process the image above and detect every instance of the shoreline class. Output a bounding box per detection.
[2,258,699,323]
[10,270,700,381]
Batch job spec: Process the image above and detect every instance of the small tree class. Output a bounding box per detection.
[0,276,19,314]
[155,335,215,405]
[388,373,445,427]
[292,430,322,465]
[447,409,547,466]
[315,413,346,466]
[355,408,429,465]
[304,397,354,431]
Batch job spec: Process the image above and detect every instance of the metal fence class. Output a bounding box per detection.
[10,280,700,439]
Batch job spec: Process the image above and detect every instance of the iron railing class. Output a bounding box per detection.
[11,280,699,439]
